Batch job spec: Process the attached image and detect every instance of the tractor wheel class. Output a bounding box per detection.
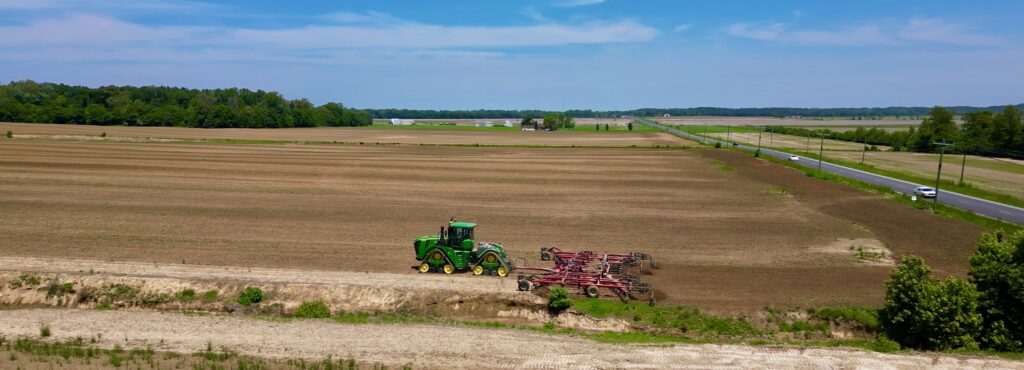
[418,262,430,273]
[517,279,530,291]
[585,285,599,298]
[472,265,484,276]
[496,266,508,277]
[431,251,444,262]
[485,254,497,263]
[443,264,455,274]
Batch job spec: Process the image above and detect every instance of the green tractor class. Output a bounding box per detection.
[413,219,514,277]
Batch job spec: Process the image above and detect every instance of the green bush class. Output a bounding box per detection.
[871,337,901,352]
[202,290,218,303]
[293,300,331,318]
[969,230,1024,351]
[175,289,196,302]
[754,148,761,158]
[4,130,11,139]
[40,325,51,337]
[878,256,982,350]
[548,287,571,314]
[714,141,721,148]
[809,307,879,330]
[236,287,264,306]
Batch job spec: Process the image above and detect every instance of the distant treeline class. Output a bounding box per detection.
[366,105,1024,119]
[766,106,1024,159]
[0,81,372,128]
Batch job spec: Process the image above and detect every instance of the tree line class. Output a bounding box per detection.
[365,105,1023,119]
[0,81,372,128]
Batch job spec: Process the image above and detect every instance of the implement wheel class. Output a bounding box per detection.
[496,266,508,277]
[418,262,430,273]
[472,265,484,276]
[443,264,455,274]
[585,286,599,298]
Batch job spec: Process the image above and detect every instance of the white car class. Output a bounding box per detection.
[914,186,937,198]
[788,155,800,161]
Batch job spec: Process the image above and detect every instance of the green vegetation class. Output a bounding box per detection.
[201,290,219,303]
[0,80,372,128]
[547,287,571,314]
[571,299,758,337]
[880,256,982,350]
[39,324,50,338]
[7,274,41,289]
[541,112,575,130]
[808,307,880,330]
[4,130,10,138]
[293,300,331,318]
[175,288,196,302]
[969,230,1024,351]
[236,287,264,306]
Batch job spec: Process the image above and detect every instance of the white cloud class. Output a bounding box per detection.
[0,13,657,64]
[726,18,1001,47]
[555,0,606,8]
[899,17,1002,46]
[673,23,693,33]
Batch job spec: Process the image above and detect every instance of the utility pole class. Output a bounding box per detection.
[860,134,868,165]
[726,126,731,142]
[817,133,826,174]
[958,146,968,185]
[769,126,774,147]
[756,126,763,154]
[933,141,953,210]
[805,131,811,153]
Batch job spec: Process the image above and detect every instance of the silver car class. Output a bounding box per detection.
[914,186,937,198]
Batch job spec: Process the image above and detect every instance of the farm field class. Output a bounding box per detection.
[0,138,985,311]
[373,117,638,127]
[655,116,916,128]
[0,122,678,147]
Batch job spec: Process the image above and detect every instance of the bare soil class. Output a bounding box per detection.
[0,122,682,147]
[1,309,1020,369]
[0,139,985,312]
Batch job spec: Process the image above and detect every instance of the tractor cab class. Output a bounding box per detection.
[438,221,475,251]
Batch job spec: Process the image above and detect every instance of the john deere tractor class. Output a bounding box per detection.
[413,219,514,276]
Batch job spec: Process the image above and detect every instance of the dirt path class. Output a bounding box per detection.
[0,309,1018,369]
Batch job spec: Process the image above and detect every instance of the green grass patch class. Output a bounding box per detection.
[807,307,879,330]
[571,299,759,337]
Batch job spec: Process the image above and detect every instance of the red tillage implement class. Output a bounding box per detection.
[515,247,656,304]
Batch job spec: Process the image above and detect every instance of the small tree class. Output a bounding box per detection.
[969,230,1024,351]
[879,257,982,350]
[627,122,633,131]
[604,124,609,131]
[595,124,599,131]
[237,287,264,306]
[548,287,571,314]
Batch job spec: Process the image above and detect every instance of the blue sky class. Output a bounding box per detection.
[0,0,1021,110]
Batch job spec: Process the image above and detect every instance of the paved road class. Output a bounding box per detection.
[639,118,1024,225]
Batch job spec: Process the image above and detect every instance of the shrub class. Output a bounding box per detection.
[40,325,51,337]
[871,337,901,352]
[714,141,722,148]
[202,290,218,303]
[969,230,1024,351]
[236,287,264,306]
[175,289,196,302]
[878,256,982,350]
[548,287,571,314]
[754,148,761,158]
[4,130,11,139]
[100,132,107,138]
[293,300,331,318]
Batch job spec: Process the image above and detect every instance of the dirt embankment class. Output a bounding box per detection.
[0,257,626,331]
[1,309,1020,369]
